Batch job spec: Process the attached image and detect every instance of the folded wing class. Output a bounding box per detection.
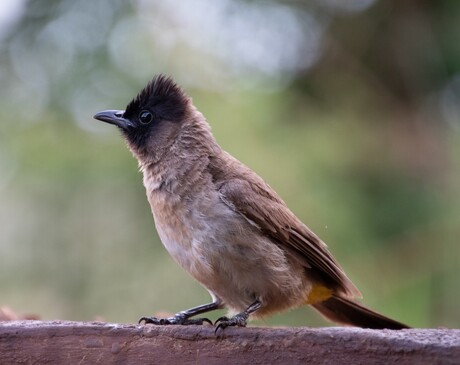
[218,178,361,299]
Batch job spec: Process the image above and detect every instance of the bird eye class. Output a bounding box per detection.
[139,110,153,124]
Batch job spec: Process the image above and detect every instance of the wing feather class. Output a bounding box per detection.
[218,178,361,298]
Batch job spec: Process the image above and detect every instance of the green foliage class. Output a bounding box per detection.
[0,0,459,328]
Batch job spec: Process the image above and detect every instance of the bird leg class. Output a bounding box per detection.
[215,300,262,333]
[139,301,221,326]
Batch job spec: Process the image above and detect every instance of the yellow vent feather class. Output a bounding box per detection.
[306,285,333,305]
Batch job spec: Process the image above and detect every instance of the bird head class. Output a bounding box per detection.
[93,75,191,161]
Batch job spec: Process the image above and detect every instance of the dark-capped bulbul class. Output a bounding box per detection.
[94,75,409,331]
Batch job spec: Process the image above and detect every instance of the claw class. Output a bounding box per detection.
[214,313,248,334]
[214,316,230,325]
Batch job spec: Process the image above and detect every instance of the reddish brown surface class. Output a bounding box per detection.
[0,321,459,364]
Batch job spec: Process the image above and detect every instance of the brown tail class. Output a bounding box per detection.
[312,295,409,329]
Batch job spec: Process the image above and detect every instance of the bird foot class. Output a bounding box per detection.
[214,312,249,333]
[139,314,212,326]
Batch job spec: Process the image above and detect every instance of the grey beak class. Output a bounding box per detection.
[93,110,134,129]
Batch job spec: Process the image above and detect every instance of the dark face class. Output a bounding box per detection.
[94,75,190,159]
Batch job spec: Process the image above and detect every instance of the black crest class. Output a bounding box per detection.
[125,74,189,122]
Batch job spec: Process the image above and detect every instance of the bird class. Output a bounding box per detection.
[93,74,409,331]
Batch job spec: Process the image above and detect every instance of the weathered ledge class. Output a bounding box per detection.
[0,320,459,364]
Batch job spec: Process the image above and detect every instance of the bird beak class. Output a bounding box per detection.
[93,110,134,129]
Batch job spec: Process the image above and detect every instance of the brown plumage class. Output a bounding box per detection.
[94,75,409,331]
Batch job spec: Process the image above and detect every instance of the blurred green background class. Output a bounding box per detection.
[0,0,459,328]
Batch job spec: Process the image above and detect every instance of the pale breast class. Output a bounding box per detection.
[146,183,312,315]
[148,187,222,282]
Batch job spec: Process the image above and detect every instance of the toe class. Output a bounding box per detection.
[215,322,227,334]
[139,316,159,324]
[196,318,213,326]
[214,316,229,325]
[182,317,212,325]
